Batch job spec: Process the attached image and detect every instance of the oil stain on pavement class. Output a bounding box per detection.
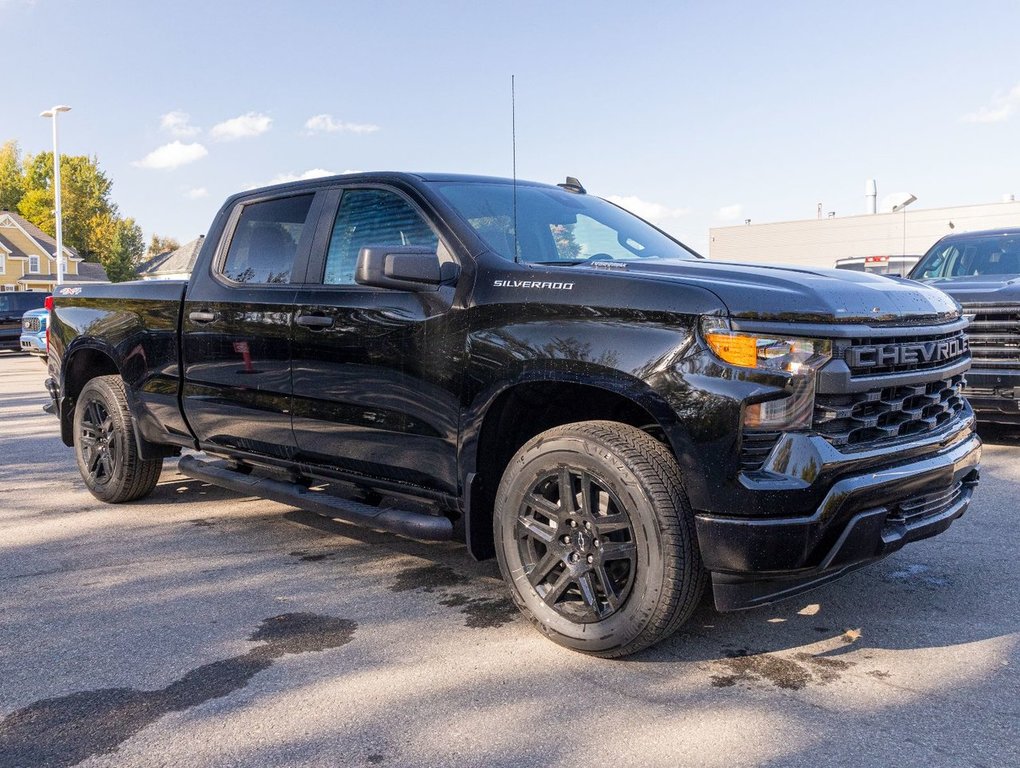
[390,564,519,629]
[710,649,855,690]
[0,613,357,768]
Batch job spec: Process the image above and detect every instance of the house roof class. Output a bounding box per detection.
[0,210,81,260]
[18,261,109,285]
[136,235,204,277]
[74,262,110,282]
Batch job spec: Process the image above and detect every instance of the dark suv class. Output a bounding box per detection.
[910,228,1020,424]
[0,292,48,353]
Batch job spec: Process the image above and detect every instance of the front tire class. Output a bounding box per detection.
[73,375,163,503]
[494,421,704,657]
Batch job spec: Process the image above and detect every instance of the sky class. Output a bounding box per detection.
[2,0,1019,254]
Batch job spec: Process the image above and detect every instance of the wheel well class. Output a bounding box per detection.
[60,348,119,445]
[468,381,666,559]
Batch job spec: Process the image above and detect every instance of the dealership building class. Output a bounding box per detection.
[709,191,1020,269]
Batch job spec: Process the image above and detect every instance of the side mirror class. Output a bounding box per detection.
[355,246,459,292]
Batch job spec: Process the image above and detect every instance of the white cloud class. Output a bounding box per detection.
[304,114,380,134]
[210,112,272,141]
[962,84,1020,124]
[717,204,744,221]
[160,111,201,138]
[185,187,209,199]
[268,168,337,185]
[133,141,208,171]
[605,195,691,225]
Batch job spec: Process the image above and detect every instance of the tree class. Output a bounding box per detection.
[2,137,153,282]
[0,140,25,212]
[17,151,118,263]
[104,218,145,282]
[147,233,180,258]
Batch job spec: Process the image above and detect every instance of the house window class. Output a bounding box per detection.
[0,254,5,275]
[28,255,40,273]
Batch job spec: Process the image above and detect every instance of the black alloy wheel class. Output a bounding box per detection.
[495,420,705,657]
[78,398,118,486]
[73,375,163,503]
[517,467,637,622]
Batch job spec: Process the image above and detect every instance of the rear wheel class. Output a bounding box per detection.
[73,375,163,503]
[494,421,704,657]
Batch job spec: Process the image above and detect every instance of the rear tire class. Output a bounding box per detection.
[73,375,163,503]
[494,421,705,657]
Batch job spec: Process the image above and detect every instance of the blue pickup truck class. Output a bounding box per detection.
[20,306,48,360]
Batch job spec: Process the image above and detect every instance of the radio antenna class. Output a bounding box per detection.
[512,74,519,263]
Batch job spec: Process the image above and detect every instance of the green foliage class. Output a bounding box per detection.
[147,233,180,258]
[18,151,118,263]
[0,141,25,211]
[103,218,145,282]
[0,138,155,282]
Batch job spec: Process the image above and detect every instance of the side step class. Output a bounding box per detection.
[177,455,454,542]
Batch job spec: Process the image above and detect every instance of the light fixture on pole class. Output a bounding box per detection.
[889,192,917,257]
[40,105,72,286]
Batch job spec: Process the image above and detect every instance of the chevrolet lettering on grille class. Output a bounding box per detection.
[847,336,969,369]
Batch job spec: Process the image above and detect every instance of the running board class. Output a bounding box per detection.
[177,455,454,541]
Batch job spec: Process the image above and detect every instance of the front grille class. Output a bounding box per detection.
[814,374,966,448]
[837,328,969,377]
[886,481,964,527]
[739,430,782,472]
[962,303,1020,370]
[22,317,41,332]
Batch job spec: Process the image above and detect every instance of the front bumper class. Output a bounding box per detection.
[964,369,1020,425]
[20,332,46,356]
[696,422,981,611]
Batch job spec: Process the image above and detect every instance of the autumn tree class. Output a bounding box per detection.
[17,151,118,263]
[0,140,25,211]
[104,218,145,282]
[2,137,168,283]
[147,233,180,258]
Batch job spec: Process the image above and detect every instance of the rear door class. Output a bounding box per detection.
[182,191,323,460]
[289,185,465,495]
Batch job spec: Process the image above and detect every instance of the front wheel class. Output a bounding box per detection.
[494,421,704,657]
[73,375,163,503]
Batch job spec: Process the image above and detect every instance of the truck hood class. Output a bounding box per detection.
[598,260,961,325]
[914,274,1020,305]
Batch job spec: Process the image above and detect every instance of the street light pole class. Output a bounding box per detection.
[40,105,72,287]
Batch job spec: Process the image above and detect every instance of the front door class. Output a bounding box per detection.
[290,186,464,495]
[182,192,320,460]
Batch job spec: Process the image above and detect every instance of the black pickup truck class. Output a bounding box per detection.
[910,227,1020,425]
[47,173,981,657]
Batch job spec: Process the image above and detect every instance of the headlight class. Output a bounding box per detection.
[700,317,832,430]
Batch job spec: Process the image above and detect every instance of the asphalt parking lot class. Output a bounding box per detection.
[0,353,1017,768]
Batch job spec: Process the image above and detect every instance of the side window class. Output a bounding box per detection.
[324,189,439,285]
[221,194,314,284]
[920,245,956,278]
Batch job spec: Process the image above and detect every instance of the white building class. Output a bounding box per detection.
[709,199,1020,269]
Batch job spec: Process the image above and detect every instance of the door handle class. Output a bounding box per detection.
[295,314,334,329]
[189,310,217,324]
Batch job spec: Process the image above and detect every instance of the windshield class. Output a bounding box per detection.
[911,234,1020,280]
[0,292,47,314]
[430,182,701,264]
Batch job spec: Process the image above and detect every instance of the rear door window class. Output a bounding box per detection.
[221,194,315,284]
